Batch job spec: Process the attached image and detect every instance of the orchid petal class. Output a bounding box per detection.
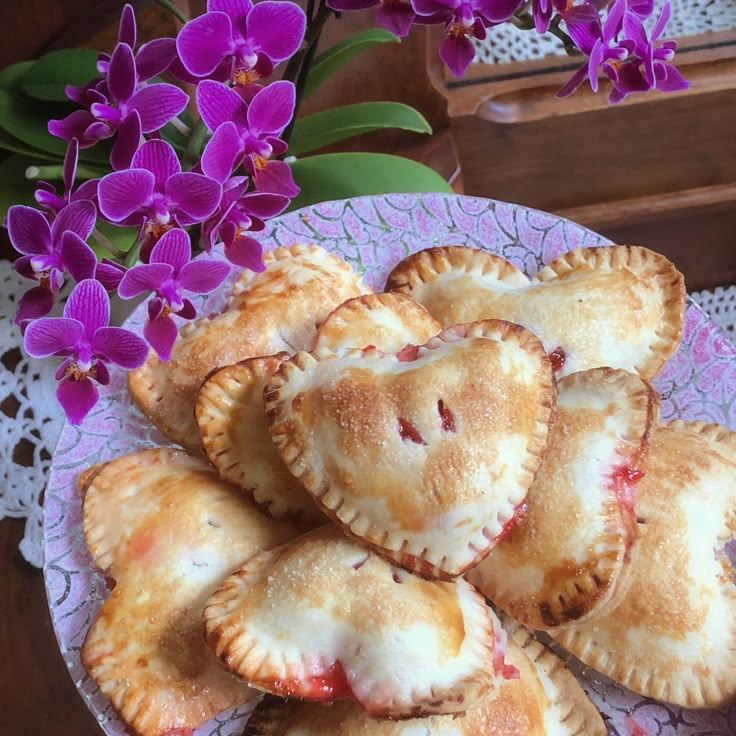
[118,263,173,298]
[165,173,222,223]
[95,259,126,291]
[95,360,111,385]
[653,1,671,40]
[7,205,52,255]
[51,200,97,243]
[177,12,233,76]
[238,191,289,218]
[178,258,230,293]
[251,159,300,197]
[603,0,627,41]
[93,326,149,368]
[135,38,177,80]
[224,234,265,271]
[210,0,253,29]
[108,42,136,102]
[150,228,191,270]
[201,122,243,182]
[177,298,197,320]
[48,110,103,146]
[60,232,97,281]
[476,0,523,23]
[118,4,137,47]
[247,80,295,136]
[16,287,56,325]
[654,63,690,92]
[24,317,84,357]
[376,1,415,36]
[57,376,99,425]
[556,63,590,97]
[127,83,188,133]
[14,255,36,280]
[197,79,247,131]
[143,316,178,361]
[439,34,476,77]
[64,279,110,339]
[411,0,455,15]
[588,38,603,92]
[247,2,306,63]
[110,109,142,171]
[72,178,100,203]
[98,169,155,222]
[132,138,181,184]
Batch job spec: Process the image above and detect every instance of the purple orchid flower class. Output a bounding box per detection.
[412,0,524,76]
[97,139,222,260]
[7,200,98,326]
[328,0,417,37]
[530,0,599,35]
[34,139,100,214]
[197,79,299,197]
[177,0,306,90]
[200,172,289,270]
[117,229,230,360]
[23,279,149,424]
[49,40,187,169]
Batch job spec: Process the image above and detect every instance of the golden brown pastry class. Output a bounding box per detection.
[468,368,658,629]
[81,448,299,736]
[129,244,370,452]
[196,354,324,523]
[554,420,736,707]
[312,292,441,353]
[204,526,509,719]
[243,625,606,735]
[386,245,685,379]
[264,320,556,578]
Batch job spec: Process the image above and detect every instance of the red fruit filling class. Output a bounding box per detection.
[548,346,566,372]
[396,343,420,362]
[492,626,519,680]
[608,464,646,517]
[266,661,354,702]
[398,417,426,445]
[437,399,456,432]
[104,575,117,592]
[494,502,528,543]
[162,730,194,736]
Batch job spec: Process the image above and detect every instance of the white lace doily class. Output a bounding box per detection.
[2,251,736,569]
[474,0,736,65]
[0,259,67,568]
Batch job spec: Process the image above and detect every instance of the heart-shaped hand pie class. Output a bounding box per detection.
[554,420,736,707]
[312,292,441,353]
[196,353,325,523]
[203,526,506,719]
[129,244,369,451]
[467,368,658,629]
[81,448,299,736]
[243,622,605,735]
[264,319,556,578]
[387,245,685,379]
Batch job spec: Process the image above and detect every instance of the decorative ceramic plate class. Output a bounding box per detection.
[43,193,736,736]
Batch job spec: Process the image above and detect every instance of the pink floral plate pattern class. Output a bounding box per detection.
[43,193,736,736]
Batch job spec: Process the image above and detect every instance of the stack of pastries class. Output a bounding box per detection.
[77,242,736,736]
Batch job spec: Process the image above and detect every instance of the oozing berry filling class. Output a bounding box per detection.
[548,346,566,372]
[396,343,420,362]
[494,502,528,543]
[608,464,646,517]
[398,417,426,445]
[265,661,355,702]
[437,399,456,432]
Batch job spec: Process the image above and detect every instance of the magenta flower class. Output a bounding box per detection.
[49,41,187,168]
[328,0,417,37]
[413,0,524,76]
[8,200,98,326]
[177,0,306,89]
[117,229,230,360]
[98,139,222,259]
[197,79,299,196]
[530,0,598,35]
[200,174,288,270]
[23,279,149,424]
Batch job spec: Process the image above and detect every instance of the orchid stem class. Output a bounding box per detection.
[153,0,189,23]
[92,228,127,261]
[183,119,208,170]
[281,1,333,146]
[548,15,580,56]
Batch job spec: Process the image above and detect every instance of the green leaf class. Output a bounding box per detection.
[0,60,34,91]
[303,29,399,101]
[289,102,431,157]
[0,154,45,220]
[288,152,452,211]
[0,89,111,164]
[0,127,58,159]
[22,49,99,102]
